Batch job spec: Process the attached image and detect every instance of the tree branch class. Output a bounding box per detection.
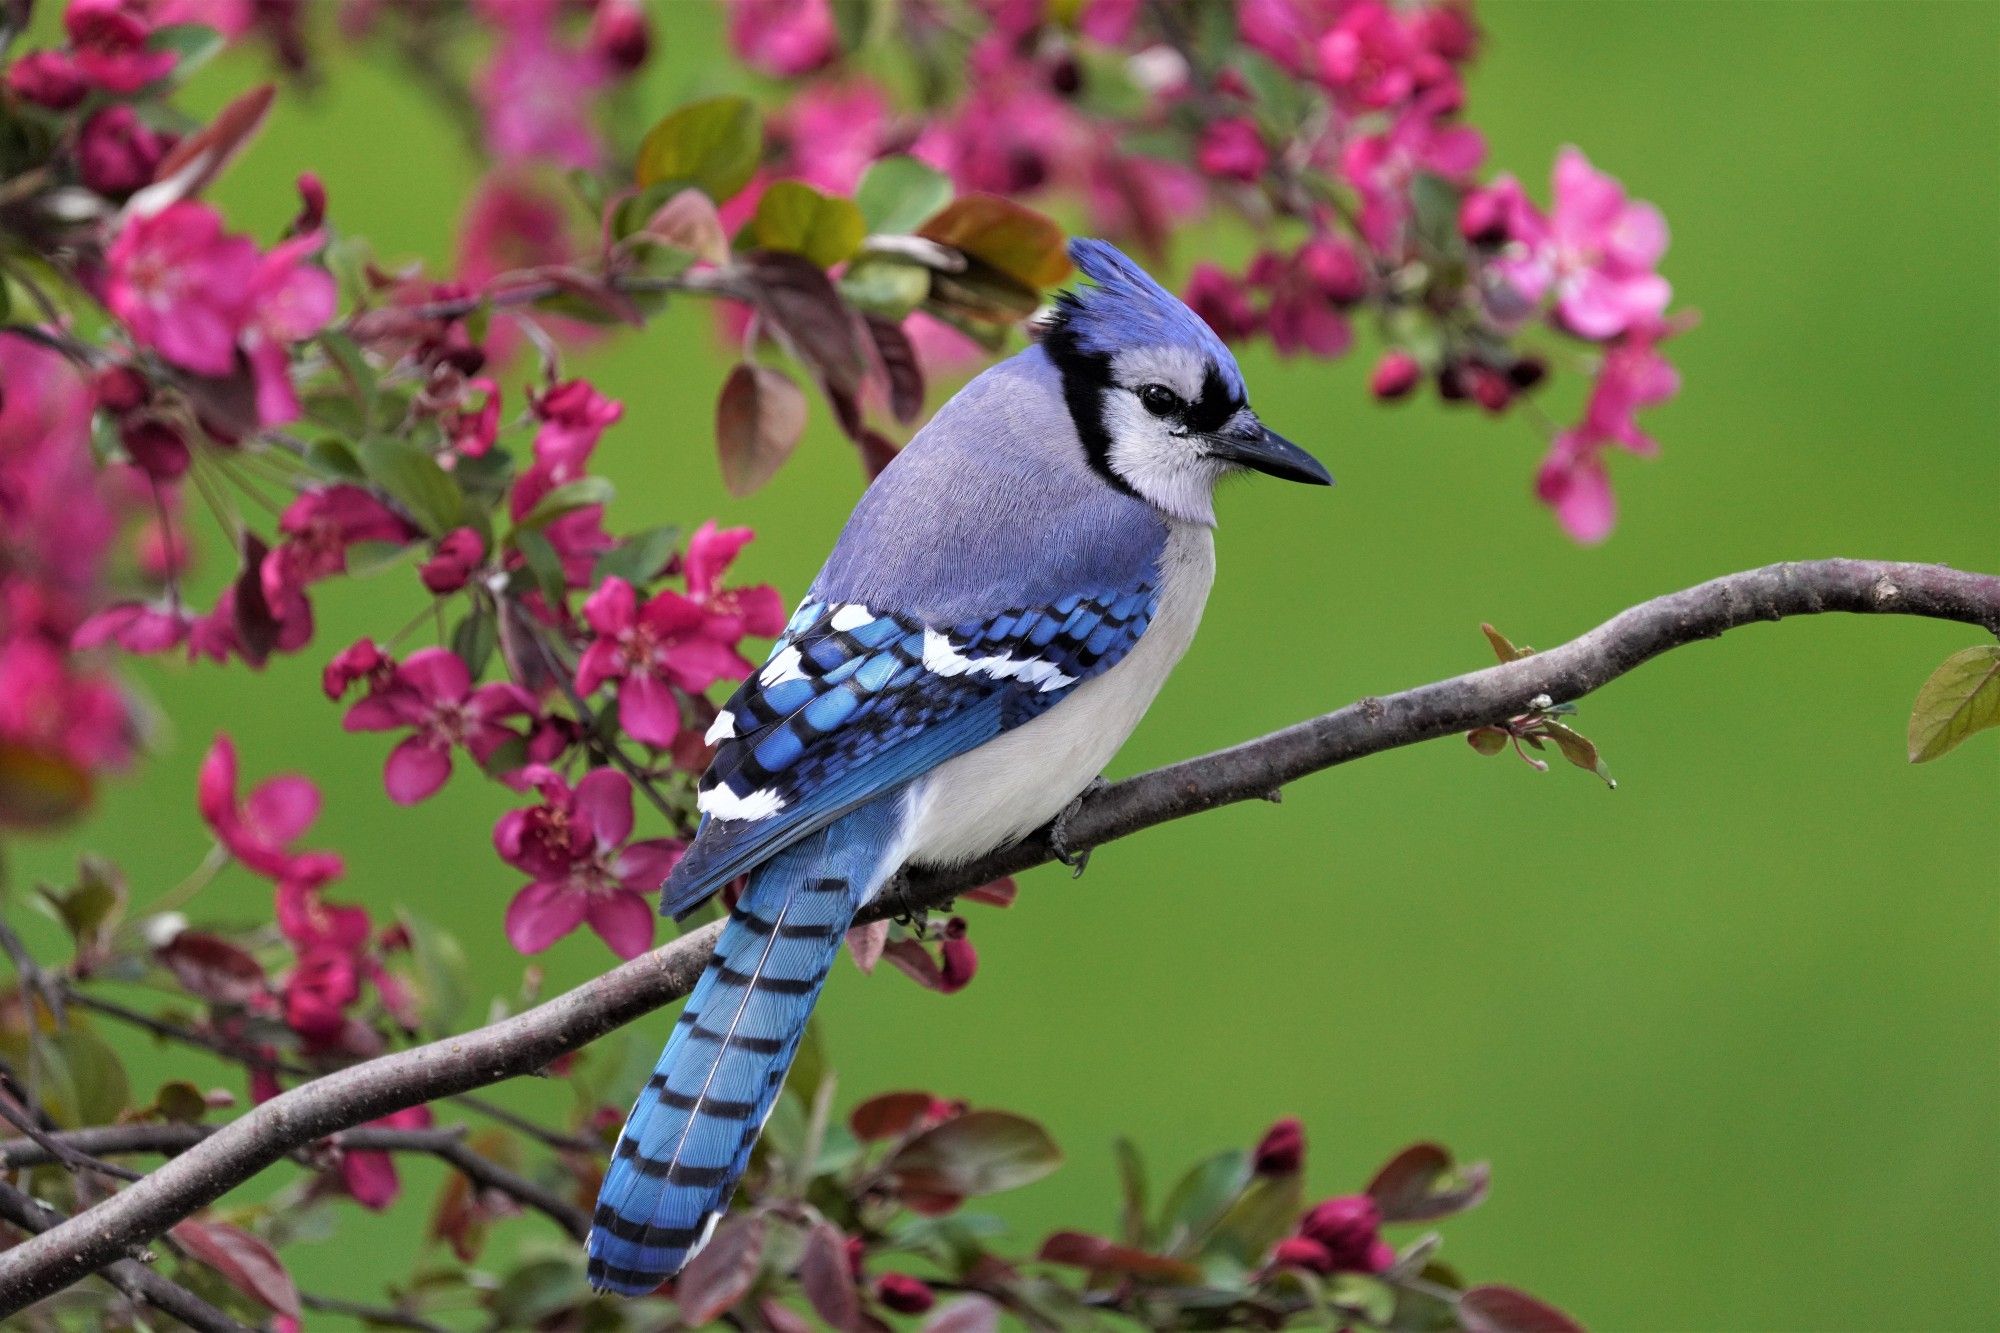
[0,559,1993,1314]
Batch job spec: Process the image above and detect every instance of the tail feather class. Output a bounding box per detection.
[586,797,901,1294]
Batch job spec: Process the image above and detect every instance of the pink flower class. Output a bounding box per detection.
[73,600,190,654]
[1184,264,1260,343]
[495,767,681,958]
[321,637,391,701]
[1489,147,1671,340]
[65,0,176,93]
[478,16,605,169]
[342,647,539,804]
[684,521,787,643]
[1538,324,1679,543]
[242,233,337,426]
[508,378,622,519]
[341,1105,432,1210]
[589,0,651,74]
[728,0,837,78]
[197,733,322,879]
[119,416,189,481]
[262,484,413,615]
[1316,1,1421,109]
[1299,1195,1396,1274]
[1238,0,1340,77]
[772,81,893,196]
[1248,246,1351,359]
[5,52,89,109]
[275,859,366,954]
[282,944,359,1043]
[104,203,258,376]
[443,378,500,457]
[1370,349,1422,400]
[419,527,484,595]
[76,105,173,197]
[577,578,749,747]
[1338,96,1486,253]
[1197,118,1270,184]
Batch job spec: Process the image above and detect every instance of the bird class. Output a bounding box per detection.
[586,237,1331,1294]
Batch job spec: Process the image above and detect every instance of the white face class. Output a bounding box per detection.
[1101,345,1251,526]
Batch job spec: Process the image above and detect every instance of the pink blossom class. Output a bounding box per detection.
[773,82,893,196]
[1337,96,1486,252]
[262,485,414,610]
[1238,0,1340,77]
[495,767,682,958]
[119,416,189,480]
[508,379,622,519]
[443,378,500,458]
[589,0,651,74]
[321,637,391,701]
[104,203,258,376]
[275,859,365,954]
[684,521,787,643]
[1184,264,1261,343]
[1197,118,1270,184]
[1316,1,1421,109]
[1538,325,1679,543]
[340,1105,432,1210]
[73,600,190,654]
[455,177,579,365]
[728,0,837,78]
[576,577,752,747]
[5,51,89,109]
[1489,147,1671,340]
[1299,1194,1395,1274]
[77,105,173,197]
[196,733,322,878]
[1247,246,1352,359]
[478,16,605,169]
[342,647,539,804]
[1077,0,1140,45]
[65,0,176,93]
[1370,349,1422,400]
[242,233,337,426]
[419,527,484,595]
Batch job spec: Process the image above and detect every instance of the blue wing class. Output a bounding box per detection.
[661,585,1157,919]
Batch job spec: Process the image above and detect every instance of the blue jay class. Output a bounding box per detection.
[586,238,1330,1294]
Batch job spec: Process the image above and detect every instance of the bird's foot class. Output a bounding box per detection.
[1049,778,1109,879]
[878,872,943,927]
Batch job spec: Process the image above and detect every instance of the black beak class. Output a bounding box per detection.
[1204,420,1333,486]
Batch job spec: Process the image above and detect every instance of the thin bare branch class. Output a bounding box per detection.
[0,559,1993,1314]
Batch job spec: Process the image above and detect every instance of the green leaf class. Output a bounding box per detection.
[746,180,866,269]
[318,331,377,431]
[1114,1136,1149,1247]
[511,528,567,605]
[1155,1149,1251,1256]
[149,23,227,76]
[1907,644,2000,762]
[593,525,681,586]
[153,1080,208,1124]
[487,1255,589,1326]
[303,436,365,482]
[449,612,496,680]
[856,156,953,235]
[37,855,125,949]
[358,436,461,536]
[635,95,762,203]
[1539,720,1616,789]
[515,476,615,530]
[397,910,469,1038]
[839,255,932,320]
[885,1110,1063,1197]
[1209,1171,1304,1265]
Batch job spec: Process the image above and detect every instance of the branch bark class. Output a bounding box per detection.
[0,558,1993,1314]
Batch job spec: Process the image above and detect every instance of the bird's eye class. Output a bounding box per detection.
[1137,383,1181,417]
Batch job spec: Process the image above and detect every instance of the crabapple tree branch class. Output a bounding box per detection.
[0,558,1994,1314]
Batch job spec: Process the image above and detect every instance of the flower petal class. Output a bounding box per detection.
[396,646,471,705]
[582,576,636,636]
[618,672,682,749]
[574,767,634,847]
[585,890,655,960]
[384,737,452,805]
[505,880,586,954]
[244,775,320,845]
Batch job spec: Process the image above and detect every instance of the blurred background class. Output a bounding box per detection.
[10,2,1997,1328]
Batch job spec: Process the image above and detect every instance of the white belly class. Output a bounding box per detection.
[892,522,1215,873]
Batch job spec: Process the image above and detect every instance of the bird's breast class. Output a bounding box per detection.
[891,522,1217,874]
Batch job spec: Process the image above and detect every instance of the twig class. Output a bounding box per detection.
[0,1179,251,1333]
[0,1087,143,1184]
[0,559,1994,1312]
[301,1288,450,1333]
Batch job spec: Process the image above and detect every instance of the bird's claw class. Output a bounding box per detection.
[1050,778,1109,878]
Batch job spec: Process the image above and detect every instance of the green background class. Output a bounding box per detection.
[10,2,1998,1328]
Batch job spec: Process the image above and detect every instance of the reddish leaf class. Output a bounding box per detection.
[0,742,92,831]
[798,1220,862,1329]
[864,315,925,424]
[1036,1231,1200,1282]
[917,194,1071,289]
[759,1297,820,1333]
[716,362,809,497]
[133,84,276,216]
[886,1110,1061,1197]
[855,427,900,478]
[845,919,888,974]
[921,1295,1001,1333]
[849,1091,935,1142]
[676,1212,766,1324]
[741,250,871,396]
[1365,1142,1490,1223]
[229,532,282,666]
[645,187,729,266]
[1459,1285,1587,1333]
[156,932,268,1007]
[961,877,1017,908]
[170,1219,299,1317]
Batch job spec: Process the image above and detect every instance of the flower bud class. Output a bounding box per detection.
[938,927,977,993]
[875,1274,936,1315]
[419,526,485,595]
[5,52,88,110]
[323,637,388,701]
[92,364,150,414]
[1458,186,1511,246]
[1196,117,1270,184]
[1298,236,1367,306]
[1370,350,1422,401]
[120,416,189,480]
[77,105,172,197]
[590,1,652,75]
[1506,355,1548,392]
[1469,363,1513,413]
[1272,1235,1337,1274]
[1300,1193,1388,1271]
[289,172,327,237]
[1253,1117,1306,1175]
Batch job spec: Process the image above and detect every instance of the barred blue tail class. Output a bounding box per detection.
[585,798,903,1295]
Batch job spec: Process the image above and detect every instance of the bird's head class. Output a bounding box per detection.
[1040,237,1330,525]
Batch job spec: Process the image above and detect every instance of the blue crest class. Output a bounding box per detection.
[1050,238,1245,399]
